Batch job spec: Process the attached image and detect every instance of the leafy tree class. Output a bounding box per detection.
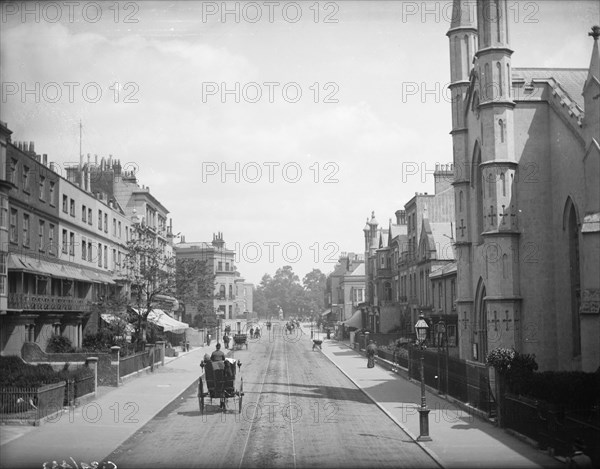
[176,258,215,325]
[302,269,326,314]
[125,224,176,345]
[254,267,326,319]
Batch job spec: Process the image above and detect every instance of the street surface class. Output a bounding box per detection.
[107,321,439,468]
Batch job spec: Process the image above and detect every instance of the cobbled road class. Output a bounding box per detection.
[107,322,439,469]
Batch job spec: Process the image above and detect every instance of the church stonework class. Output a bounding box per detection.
[448,1,600,371]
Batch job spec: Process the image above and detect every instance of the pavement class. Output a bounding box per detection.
[0,344,210,469]
[1,331,565,469]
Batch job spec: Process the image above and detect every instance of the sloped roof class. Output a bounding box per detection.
[430,261,457,278]
[378,228,389,248]
[429,222,456,260]
[389,224,406,239]
[512,68,587,109]
[348,263,365,277]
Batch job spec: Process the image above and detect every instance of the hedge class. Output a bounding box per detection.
[0,355,93,388]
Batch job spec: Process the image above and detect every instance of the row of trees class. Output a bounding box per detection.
[253,266,326,319]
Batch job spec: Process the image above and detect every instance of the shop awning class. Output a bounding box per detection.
[83,269,116,284]
[342,309,363,329]
[131,308,189,333]
[320,309,332,317]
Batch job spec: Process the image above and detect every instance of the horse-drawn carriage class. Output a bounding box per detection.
[198,358,244,414]
[233,333,248,350]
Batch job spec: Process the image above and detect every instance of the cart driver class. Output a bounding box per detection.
[210,343,226,362]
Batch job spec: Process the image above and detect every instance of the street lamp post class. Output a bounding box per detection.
[415,312,431,442]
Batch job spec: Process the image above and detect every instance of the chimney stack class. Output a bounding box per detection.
[395,209,406,225]
[43,154,48,166]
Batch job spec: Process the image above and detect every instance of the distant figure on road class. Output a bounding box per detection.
[366,340,377,368]
[392,339,403,372]
[566,439,593,469]
[210,343,226,362]
[254,326,260,339]
[250,327,254,338]
[223,334,230,349]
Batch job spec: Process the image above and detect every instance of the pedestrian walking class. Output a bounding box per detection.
[223,334,230,349]
[392,338,402,372]
[366,340,377,368]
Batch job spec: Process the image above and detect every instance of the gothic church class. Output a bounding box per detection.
[447,0,599,371]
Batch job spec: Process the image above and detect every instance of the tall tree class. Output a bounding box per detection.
[125,224,175,345]
[303,269,326,309]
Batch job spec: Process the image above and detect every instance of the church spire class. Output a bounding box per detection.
[583,25,600,149]
[586,25,600,89]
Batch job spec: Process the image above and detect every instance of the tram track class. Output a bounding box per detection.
[237,322,299,469]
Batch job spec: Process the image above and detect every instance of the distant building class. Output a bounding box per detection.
[325,252,365,325]
[174,233,253,321]
[363,164,455,334]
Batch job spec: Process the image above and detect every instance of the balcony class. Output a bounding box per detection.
[7,293,92,312]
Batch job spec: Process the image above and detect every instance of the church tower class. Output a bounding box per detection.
[475,0,521,354]
[447,0,478,359]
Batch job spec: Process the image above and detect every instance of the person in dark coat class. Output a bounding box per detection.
[210,343,226,362]
[366,340,377,368]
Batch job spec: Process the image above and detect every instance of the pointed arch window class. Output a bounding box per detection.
[496,62,503,97]
[499,119,505,143]
[463,34,470,77]
[565,199,581,357]
[459,191,464,212]
[496,0,502,43]
[473,143,484,242]
[473,280,487,362]
[484,63,491,100]
[500,173,506,196]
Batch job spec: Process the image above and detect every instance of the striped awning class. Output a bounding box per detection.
[131,308,189,333]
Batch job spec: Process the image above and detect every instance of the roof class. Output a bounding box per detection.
[429,222,455,260]
[430,261,458,278]
[348,263,365,277]
[389,224,406,239]
[512,68,587,110]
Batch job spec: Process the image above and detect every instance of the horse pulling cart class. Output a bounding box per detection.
[198,358,244,414]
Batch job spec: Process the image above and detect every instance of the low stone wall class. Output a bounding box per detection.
[21,343,116,386]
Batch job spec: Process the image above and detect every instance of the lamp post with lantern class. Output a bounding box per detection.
[415,312,431,441]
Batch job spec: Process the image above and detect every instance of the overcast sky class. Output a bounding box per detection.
[1,0,598,285]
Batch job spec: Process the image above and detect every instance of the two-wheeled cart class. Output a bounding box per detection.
[198,358,243,414]
[233,333,248,350]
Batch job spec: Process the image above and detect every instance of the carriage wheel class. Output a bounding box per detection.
[239,378,244,414]
[198,379,204,415]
